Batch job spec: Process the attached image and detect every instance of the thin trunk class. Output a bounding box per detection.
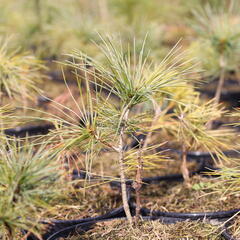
[214,55,226,105]
[93,127,131,223]
[132,99,159,220]
[143,99,161,149]
[207,56,225,130]
[214,65,225,105]
[119,127,132,224]
[134,139,143,221]
[181,144,190,186]
[118,108,132,224]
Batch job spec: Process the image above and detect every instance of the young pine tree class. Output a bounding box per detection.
[44,35,200,223]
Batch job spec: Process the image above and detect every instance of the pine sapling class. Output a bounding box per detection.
[191,1,240,106]
[44,35,199,224]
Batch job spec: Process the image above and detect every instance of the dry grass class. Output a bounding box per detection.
[38,169,240,240]
[73,219,224,240]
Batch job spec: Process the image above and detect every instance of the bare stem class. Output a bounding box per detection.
[143,99,161,149]
[133,139,143,221]
[181,143,190,186]
[207,56,225,130]
[118,108,132,224]
[214,57,225,105]
[93,124,132,224]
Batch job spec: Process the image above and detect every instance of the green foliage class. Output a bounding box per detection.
[210,109,240,196]
[189,1,240,78]
[44,35,198,157]
[208,166,240,196]
[0,0,198,60]
[0,105,13,128]
[0,38,45,100]
[0,140,68,238]
[41,35,199,223]
[68,36,194,108]
[163,98,234,162]
[124,143,169,172]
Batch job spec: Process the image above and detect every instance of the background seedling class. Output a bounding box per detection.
[0,38,45,105]
[160,98,234,185]
[190,0,240,104]
[0,140,71,239]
